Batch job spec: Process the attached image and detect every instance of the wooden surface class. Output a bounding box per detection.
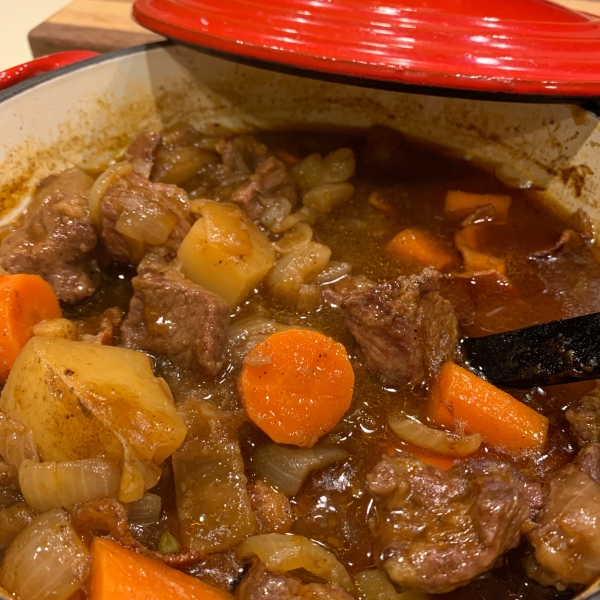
[29,0,162,58]
[28,0,600,59]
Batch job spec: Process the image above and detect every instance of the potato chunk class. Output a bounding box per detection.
[0,337,186,503]
[178,201,275,307]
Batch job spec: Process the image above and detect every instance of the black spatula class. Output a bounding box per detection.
[462,312,600,388]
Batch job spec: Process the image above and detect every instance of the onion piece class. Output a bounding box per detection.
[19,458,120,512]
[0,509,90,600]
[388,414,481,457]
[254,444,348,496]
[0,412,39,475]
[272,223,313,255]
[89,161,132,227]
[127,492,162,525]
[115,207,177,245]
[237,533,354,591]
[0,503,36,551]
[355,569,427,600]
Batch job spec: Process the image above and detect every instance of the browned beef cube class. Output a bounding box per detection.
[121,259,229,375]
[100,171,191,265]
[0,168,99,303]
[368,453,542,594]
[323,268,458,386]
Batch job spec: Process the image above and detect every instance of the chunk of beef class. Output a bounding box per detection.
[367,452,541,594]
[121,258,230,375]
[526,445,600,589]
[124,131,161,178]
[231,156,297,222]
[235,561,354,600]
[566,388,600,447]
[216,136,269,176]
[247,479,293,534]
[323,269,458,386]
[100,171,191,264]
[0,167,99,303]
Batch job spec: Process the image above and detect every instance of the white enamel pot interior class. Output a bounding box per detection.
[0,42,599,230]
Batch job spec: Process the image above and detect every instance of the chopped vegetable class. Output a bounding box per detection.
[0,274,62,381]
[445,191,511,220]
[355,569,427,599]
[178,200,275,307]
[0,509,90,600]
[0,411,39,475]
[158,531,180,555]
[429,362,549,454]
[239,329,354,447]
[89,537,233,600]
[291,148,356,192]
[268,241,331,308]
[19,458,120,512]
[254,443,348,496]
[0,503,35,551]
[385,443,456,470]
[0,337,187,503]
[388,414,481,457]
[127,493,162,525]
[387,228,454,271]
[237,533,354,591]
[302,182,354,213]
[173,400,255,553]
[32,318,78,340]
[89,161,133,228]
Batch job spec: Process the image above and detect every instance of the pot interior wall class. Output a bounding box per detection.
[0,43,599,228]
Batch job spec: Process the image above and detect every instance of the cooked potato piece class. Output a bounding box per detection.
[0,337,186,503]
[178,201,275,307]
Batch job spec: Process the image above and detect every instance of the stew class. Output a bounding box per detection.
[0,123,598,600]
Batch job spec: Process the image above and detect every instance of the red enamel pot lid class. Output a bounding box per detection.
[133,0,600,99]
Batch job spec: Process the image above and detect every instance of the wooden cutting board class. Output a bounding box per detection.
[28,0,600,58]
[29,0,163,58]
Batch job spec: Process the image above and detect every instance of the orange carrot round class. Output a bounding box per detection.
[239,329,354,447]
[0,274,62,381]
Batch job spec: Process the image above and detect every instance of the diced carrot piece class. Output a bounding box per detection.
[0,274,62,381]
[429,362,548,455]
[445,191,511,220]
[239,329,354,448]
[387,228,454,271]
[89,538,232,600]
[385,443,456,470]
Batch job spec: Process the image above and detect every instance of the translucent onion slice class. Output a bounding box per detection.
[237,533,354,591]
[0,503,36,551]
[254,444,348,496]
[115,208,177,246]
[0,412,39,475]
[19,458,120,512]
[89,161,132,227]
[355,569,427,600]
[127,492,162,525]
[388,414,481,457]
[0,509,90,600]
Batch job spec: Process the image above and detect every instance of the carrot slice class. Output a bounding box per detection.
[0,274,61,381]
[239,329,354,447]
[429,362,548,455]
[387,228,454,271]
[445,191,511,220]
[89,538,232,600]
